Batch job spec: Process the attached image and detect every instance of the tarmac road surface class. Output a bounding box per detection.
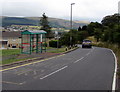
[1,46,117,91]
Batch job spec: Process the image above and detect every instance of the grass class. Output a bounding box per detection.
[1,57,33,65]
[2,49,21,56]
[46,47,57,49]
[1,47,56,56]
[87,36,97,43]
[1,47,67,65]
[47,47,66,53]
[1,46,77,65]
[1,49,28,65]
[1,47,63,56]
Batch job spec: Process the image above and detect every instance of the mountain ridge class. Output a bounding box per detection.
[1,16,90,29]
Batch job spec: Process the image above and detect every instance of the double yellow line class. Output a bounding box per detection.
[0,54,65,72]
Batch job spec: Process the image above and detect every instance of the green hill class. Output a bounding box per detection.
[1,16,90,29]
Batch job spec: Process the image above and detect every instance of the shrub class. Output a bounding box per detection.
[43,42,47,47]
[49,40,61,48]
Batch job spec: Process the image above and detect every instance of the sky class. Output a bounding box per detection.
[1,0,120,22]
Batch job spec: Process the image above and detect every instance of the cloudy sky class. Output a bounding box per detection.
[1,0,120,22]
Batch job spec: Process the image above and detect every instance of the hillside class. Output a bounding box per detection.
[1,16,90,29]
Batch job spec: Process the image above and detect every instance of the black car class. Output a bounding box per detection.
[82,40,92,48]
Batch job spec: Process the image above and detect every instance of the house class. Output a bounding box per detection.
[0,31,21,49]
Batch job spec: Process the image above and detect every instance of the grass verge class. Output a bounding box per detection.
[47,47,66,53]
[1,57,33,65]
[1,47,75,65]
[2,49,21,56]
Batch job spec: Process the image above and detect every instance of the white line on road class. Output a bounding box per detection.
[86,52,90,56]
[90,47,94,52]
[110,50,117,92]
[74,57,84,63]
[2,81,26,85]
[40,66,68,80]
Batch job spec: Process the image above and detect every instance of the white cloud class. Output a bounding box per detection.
[2,0,120,21]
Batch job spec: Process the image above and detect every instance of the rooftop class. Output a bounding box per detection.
[2,31,21,37]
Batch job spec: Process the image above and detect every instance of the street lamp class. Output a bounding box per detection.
[70,3,75,30]
[55,30,60,48]
[70,3,75,47]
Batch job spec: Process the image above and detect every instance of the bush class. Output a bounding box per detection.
[43,42,47,47]
[49,40,61,48]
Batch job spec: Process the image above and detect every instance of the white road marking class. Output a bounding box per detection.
[33,70,37,75]
[86,52,90,56]
[19,81,26,85]
[2,81,26,85]
[90,47,94,52]
[110,50,117,92]
[25,73,28,76]
[40,66,68,79]
[90,50,93,53]
[74,57,84,63]
[17,70,31,75]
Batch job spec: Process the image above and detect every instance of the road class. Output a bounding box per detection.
[1,46,116,91]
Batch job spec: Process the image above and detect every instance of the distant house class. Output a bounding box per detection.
[0,31,21,49]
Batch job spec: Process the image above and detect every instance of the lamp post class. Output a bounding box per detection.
[55,30,60,49]
[70,3,75,30]
[70,3,75,47]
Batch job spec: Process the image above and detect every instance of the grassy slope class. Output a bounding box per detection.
[2,16,88,29]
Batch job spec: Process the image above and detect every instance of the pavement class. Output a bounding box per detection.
[1,46,117,91]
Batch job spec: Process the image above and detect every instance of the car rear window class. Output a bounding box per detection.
[83,40,91,42]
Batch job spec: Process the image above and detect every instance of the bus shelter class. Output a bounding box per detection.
[21,30,47,54]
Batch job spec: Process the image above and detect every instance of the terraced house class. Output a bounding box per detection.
[0,31,21,49]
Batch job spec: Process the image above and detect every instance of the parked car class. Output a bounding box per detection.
[82,40,92,48]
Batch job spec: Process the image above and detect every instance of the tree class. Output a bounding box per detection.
[60,29,79,46]
[82,25,87,30]
[113,24,120,45]
[101,14,120,46]
[87,22,102,36]
[94,28,102,42]
[78,26,82,31]
[77,31,89,43]
[113,32,120,45]
[101,13,120,27]
[40,13,52,38]
[101,28,110,42]
[59,33,71,46]
[69,29,78,46]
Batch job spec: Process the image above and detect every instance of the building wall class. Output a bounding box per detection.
[7,37,21,48]
[0,37,21,49]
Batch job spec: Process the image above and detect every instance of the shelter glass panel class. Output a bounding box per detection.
[21,35,30,54]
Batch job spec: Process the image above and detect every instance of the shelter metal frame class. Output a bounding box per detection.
[21,30,47,54]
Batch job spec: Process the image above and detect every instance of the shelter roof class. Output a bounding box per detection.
[22,30,47,35]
